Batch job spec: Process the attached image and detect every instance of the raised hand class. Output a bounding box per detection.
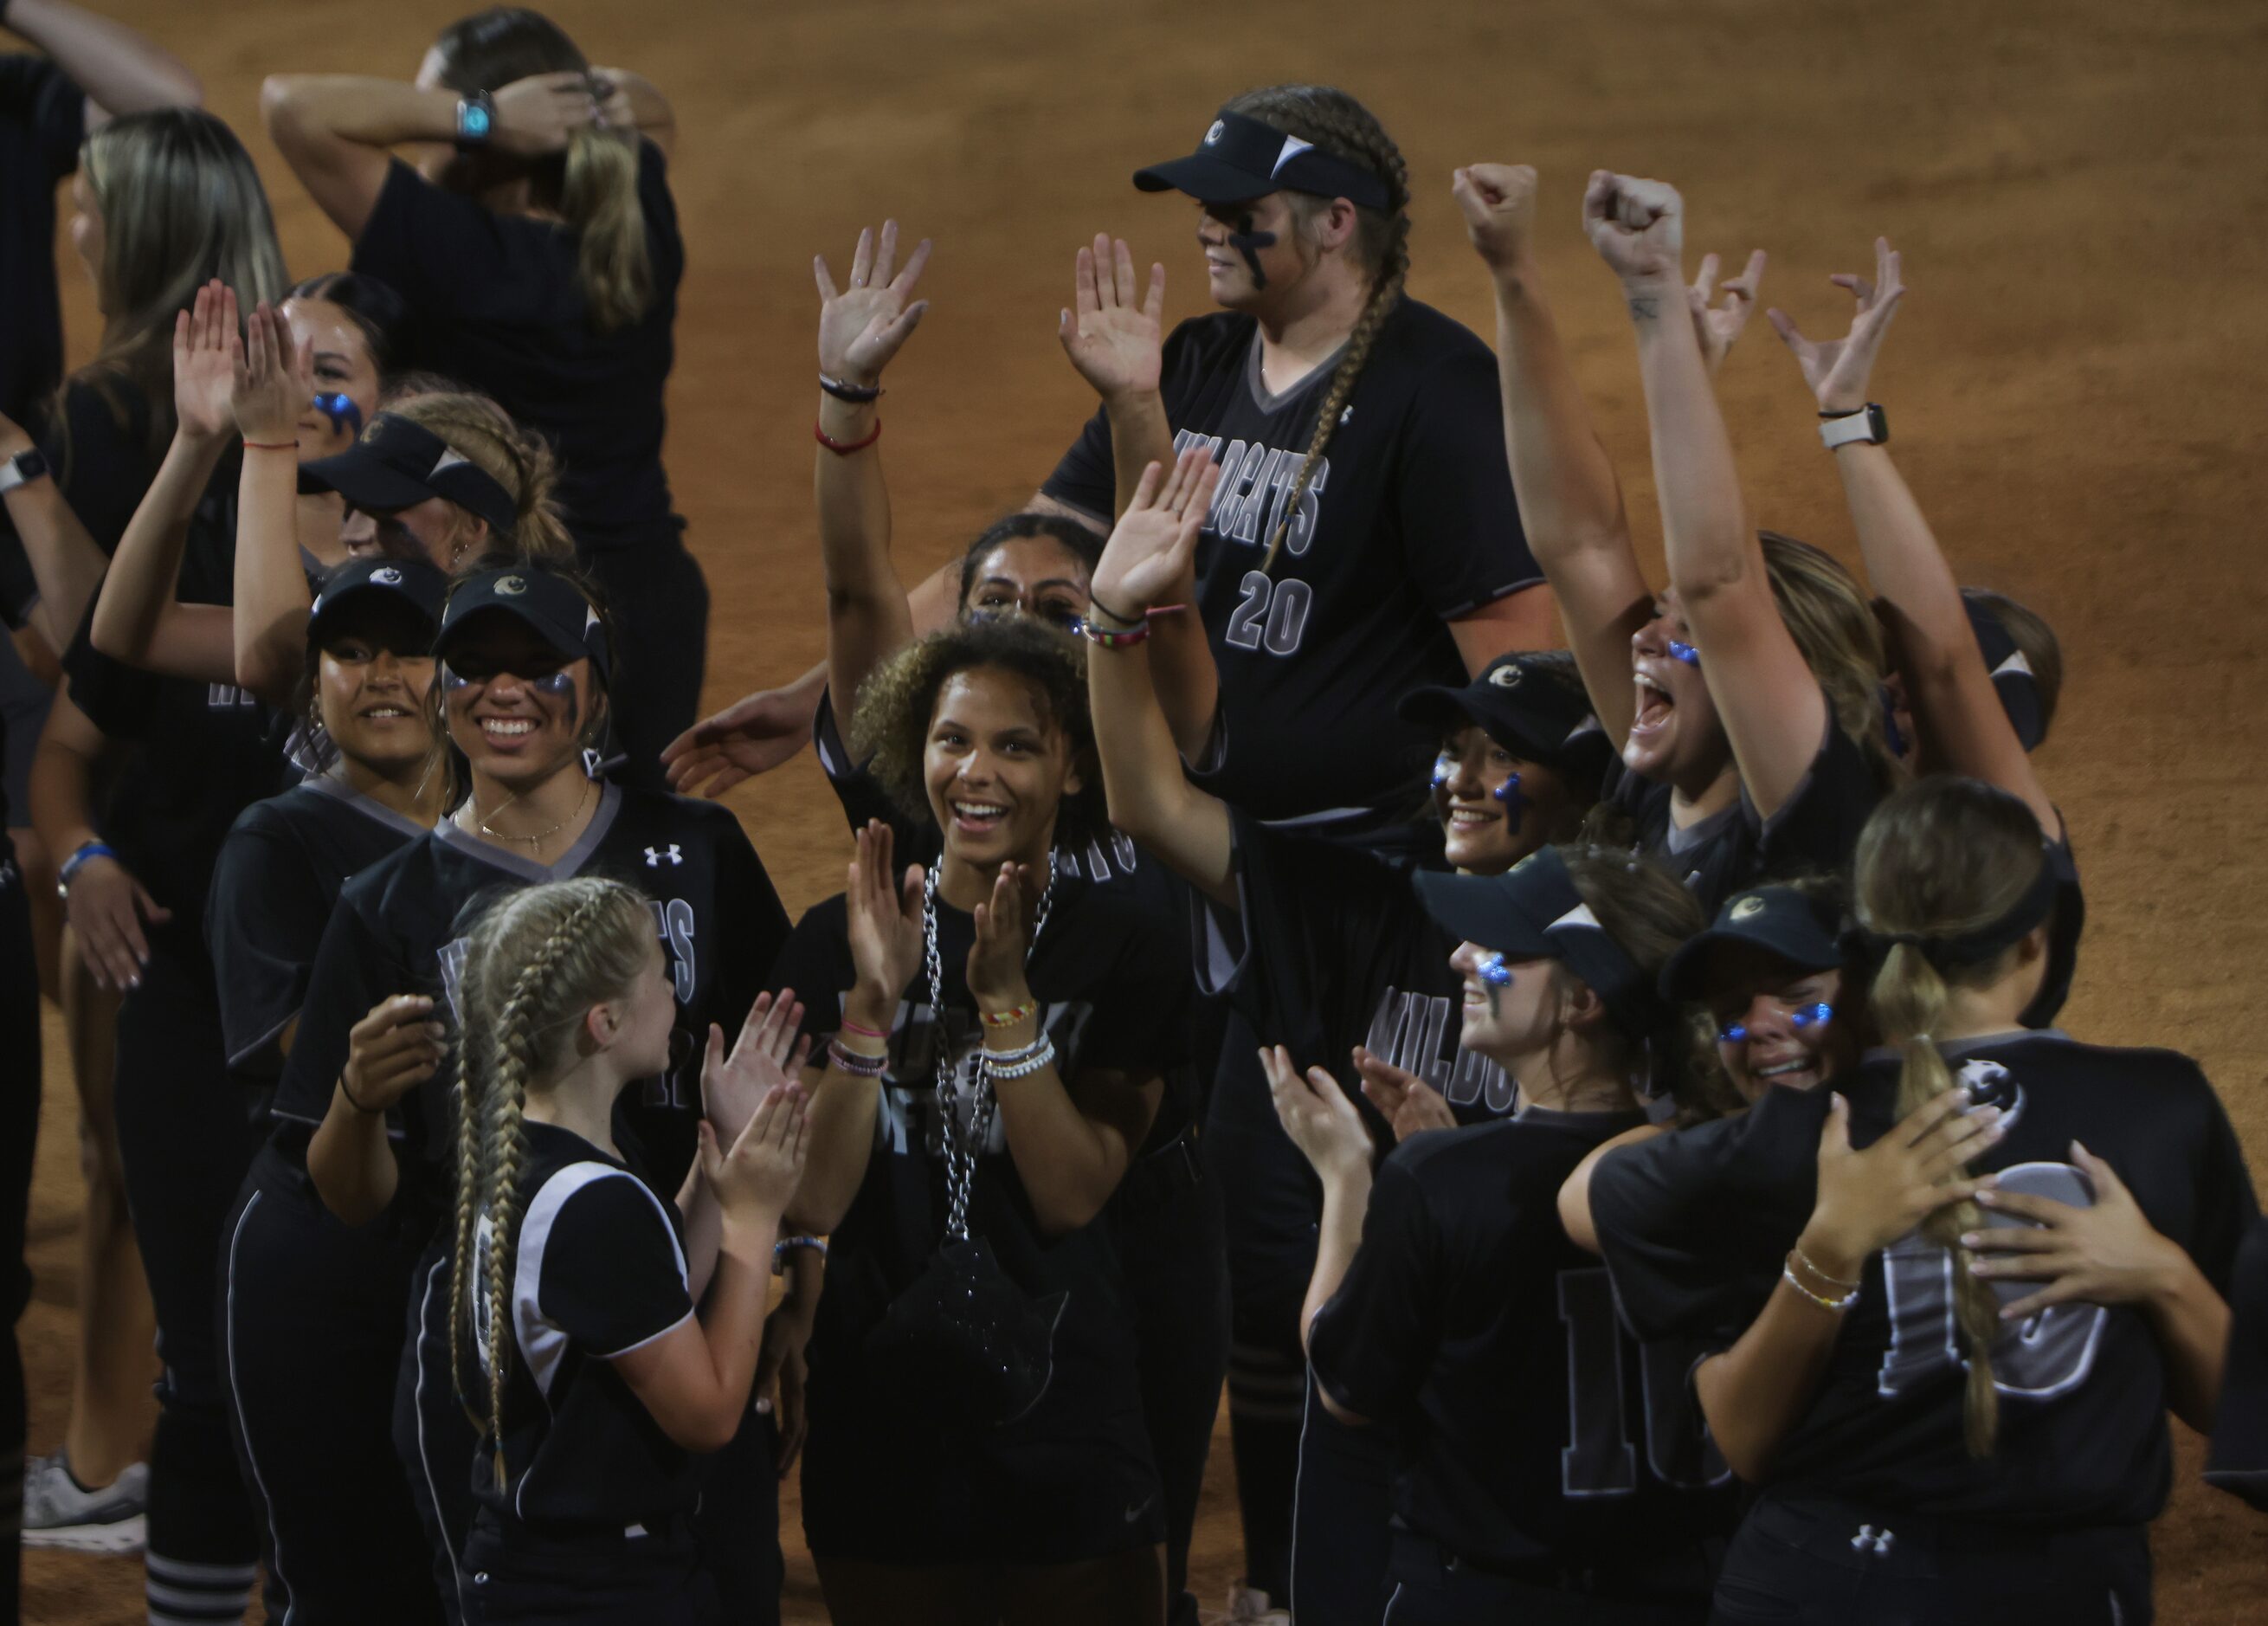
[1966,1143,2197,1321]
[1766,236,1905,415]
[844,821,924,1014]
[1352,1045,1456,1141]
[233,301,314,447]
[815,221,932,388]
[661,685,814,797]
[173,281,242,443]
[1801,1086,2002,1281]
[342,994,448,1113]
[1058,234,1164,405]
[1450,163,1539,279]
[490,70,602,158]
[1090,446,1220,616]
[64,851,171,992]
[698,1079,809,1226]
[1261,1045,1374,1185]
[1688,249,1768,377]
[966,860,1050,1015]
[701,989,812,1143]
[1582,171,1685,288]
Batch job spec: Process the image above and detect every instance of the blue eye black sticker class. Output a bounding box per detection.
[1477,952,1514,987]
[1493,769,1524,817]
[312,392,364,436]
[1667,639,1701,667]
[1718,1002,1833,1046]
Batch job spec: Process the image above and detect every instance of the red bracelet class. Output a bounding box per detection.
[1145,603,1188,617]
[815,419,882,456]
[242,439,298,451]
[839,1016,888,1042]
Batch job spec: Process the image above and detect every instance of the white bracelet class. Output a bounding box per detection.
[983,1036,1056,1080]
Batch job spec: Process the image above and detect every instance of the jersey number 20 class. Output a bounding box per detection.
[1223,571,1312,658]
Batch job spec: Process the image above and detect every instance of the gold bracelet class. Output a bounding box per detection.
[1782,1251,1859,1313]
[1790,1244,1862,1292]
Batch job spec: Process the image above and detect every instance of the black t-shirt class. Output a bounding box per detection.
[1195,805,1515,1126]
[770,877,1188,1563]
[1309,1107,1735,1572]
[206,775,431,1093]
[0,55,85,424]
[0,376,171,628]
[470,1119,698,1531]
[1041,300,1540,831]
[351,145,685,551]
[271,786,789,1235]
[1590,1030,2258,1526]
[2207,1216,2268,1511]
[1606,705,1881,916]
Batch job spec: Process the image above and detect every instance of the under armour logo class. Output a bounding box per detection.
[645,845,683,867]
[1338,405,1355,424]
[1850,1525,1896,1556]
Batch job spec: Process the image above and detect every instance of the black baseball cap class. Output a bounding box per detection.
[1398,653,1612,784]
[436,565,610,681]
[300,413,518,541]
[1133,109,1390,210]
[1413,847,1652,1027]
[1963,596,2045,752]
[1659,885,1843,1003]
[305,556,448,651]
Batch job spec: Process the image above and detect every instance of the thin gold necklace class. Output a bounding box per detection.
[469,778,592,853]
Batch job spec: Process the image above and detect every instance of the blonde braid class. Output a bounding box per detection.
[444,1036,483,1429]
[1221,87,1413,573]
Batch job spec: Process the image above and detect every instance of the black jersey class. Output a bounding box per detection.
[1308,1107,1734,1572]
[1195,805,1513,1126]
[1605,706,1880,917]
[271,785,789,1232]
[1590,1030,2257,1526]
[0,55,85,424]
[1042,301,1540,833]
[770,875,1189,1563]
[206,775,430,1093]
[469,1119,698,1531]
[2207,1216,2268,1511]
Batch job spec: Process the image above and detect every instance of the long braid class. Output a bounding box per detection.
[1224,87,1413,573]
[444,1034,483,1429]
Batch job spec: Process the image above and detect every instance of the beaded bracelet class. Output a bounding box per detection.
[1781,1251,1859,1313]
[983,1036,1057,1081]
[1081,617,1150,650]
[828,1039,888,1077]
[981,998,1038,1030]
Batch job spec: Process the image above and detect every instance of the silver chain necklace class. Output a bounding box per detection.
[922,855,1057,1242]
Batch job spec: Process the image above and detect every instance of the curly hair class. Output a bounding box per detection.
[847,616,1107,850]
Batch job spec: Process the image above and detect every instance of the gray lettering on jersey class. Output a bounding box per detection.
[208,682,260,709]
[648,898,697,1003]
[1055,829,1140,885]
[1215,442,1267,535]
[1227,449,1288,545]
[1363,986,1514,1115]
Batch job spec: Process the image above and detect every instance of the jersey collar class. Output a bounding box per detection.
[433,780,624,883]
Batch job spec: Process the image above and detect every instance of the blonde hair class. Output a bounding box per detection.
[1854,777,2047,1456]
[68,109,289,458]
[1759,532,1899,790]
[446,876,658,1486]
[432,9,654,332]
[388,390,577,563]
[1220,86,1409,573]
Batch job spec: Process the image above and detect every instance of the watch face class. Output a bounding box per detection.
[462,105,492,138]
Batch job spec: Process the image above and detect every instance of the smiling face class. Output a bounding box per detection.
[1625,588,1729,789]
[596,937,679,1085]
[316,624,436,775]
[960,537,1091,635]
[1432,725,1574,875]
[1705,949,1853,1101]
[282,297,383,461]
[1449,940,1565,1062]
[922,667,1080,872]
[441,616,595,794]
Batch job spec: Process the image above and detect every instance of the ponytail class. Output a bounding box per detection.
[386,390,577,563]
[561,122,654,332]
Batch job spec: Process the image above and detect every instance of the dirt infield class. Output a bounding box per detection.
[21,0,2268,1618]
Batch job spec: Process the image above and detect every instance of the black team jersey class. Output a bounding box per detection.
[471,1119,699,1530]
[1042,301,1540,834]
[1308,1107,1736,1575]
[770,876,1190,1565]
[208,775,430,1103]
[1195,805,1515,1127]
[1591,1030,2257,1526]
[2207,1216,2268,1511]
[271,785,789,1237]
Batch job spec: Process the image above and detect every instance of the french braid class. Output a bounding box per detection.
[1222,86,1413,572]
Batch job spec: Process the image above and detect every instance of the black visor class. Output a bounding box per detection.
[300,413,519,542]
[1133,109,1389,210]
[1659,886,1844,1003]
[1413,848,1653,1029]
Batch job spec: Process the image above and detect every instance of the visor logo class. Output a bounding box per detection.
[1488,663,1524,689]
[1203,119,1224,145]
[1730,894,1766,920]
[372,565,403,585]
[495,575,527,596]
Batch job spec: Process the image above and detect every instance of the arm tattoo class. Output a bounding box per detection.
[1627,295,1661,322]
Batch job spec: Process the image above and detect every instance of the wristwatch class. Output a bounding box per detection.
[454,89,496,148]
[1819,403,1889,450]
[0,446,48,496]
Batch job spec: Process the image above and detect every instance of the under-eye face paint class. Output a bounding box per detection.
[1718,1002,1833,1047]
[1227,211,1277,290]
[312,392,364,436]
[1432,754,1453,790]
[1667,639,1701,668]
[1476,950,1511,1019]
[441,663,474,691]
[1492,770,1524,819]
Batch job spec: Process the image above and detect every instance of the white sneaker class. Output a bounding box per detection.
[21,1453,148,1554]
[1222,1580,1292,1623]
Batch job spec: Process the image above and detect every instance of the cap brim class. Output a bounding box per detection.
[1412,870,1556,959]
[1658,924,1840,1003]
[300,445,433,513]
[435,601,586,664]
[1132,154,1273,203]
[1395,687,1553,762]
[306,584,439,649]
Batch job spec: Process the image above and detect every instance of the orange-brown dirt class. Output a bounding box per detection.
[22,0,2268,1618]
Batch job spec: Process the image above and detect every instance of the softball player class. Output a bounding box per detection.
[1591,778,2256,1623]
